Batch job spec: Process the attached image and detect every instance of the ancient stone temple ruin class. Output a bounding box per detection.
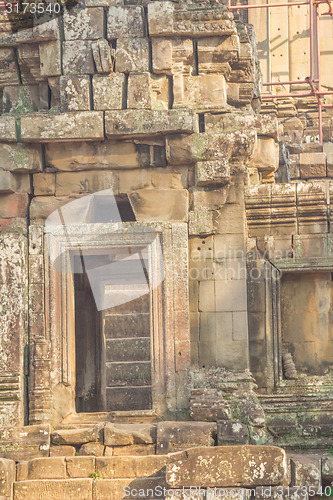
[0,0,333,498]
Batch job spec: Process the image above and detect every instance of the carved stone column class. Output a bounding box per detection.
[28,225,52,424]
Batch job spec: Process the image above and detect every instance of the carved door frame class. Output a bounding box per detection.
[30,222,190,423]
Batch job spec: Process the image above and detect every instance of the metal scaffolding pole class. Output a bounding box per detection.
[228,0,333,143]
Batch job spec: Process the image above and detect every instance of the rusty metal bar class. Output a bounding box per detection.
[228,0,310,8]
[262,92,314,98]
[315,1,323,142]
[228,0,332,144]
[263,80,318,86]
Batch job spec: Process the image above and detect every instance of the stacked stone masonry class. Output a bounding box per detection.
[0,0,333,498]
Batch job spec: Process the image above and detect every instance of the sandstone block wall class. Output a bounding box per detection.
[0,0,332,456]
[0,0,278,426]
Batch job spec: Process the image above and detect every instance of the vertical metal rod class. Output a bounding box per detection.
[267,0,271,85]
[309,0,314,82]
[315,2,323,143]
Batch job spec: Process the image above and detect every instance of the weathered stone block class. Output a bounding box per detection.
[66,456,95,478]
[17,44,41,85]
[248,136,279,173]
[0,48,18,86]
[33,173,56,196]
[29,195,84,221]
[156,421,216,454]
[0,171,16,193]
[173,74,227,112]
[129,189,188,222]
[45,140,140,171]
[127,72,151,110]
[60,76,91,111]
[195,160,231,186]
[299,152,327,179]
[92,477,167,500]
[232,311,248,341]
[149,3,236,37]
[107,6,145,39]
[0,424,50,461]
[291,455,321,488]
[232,394,265,428]
[32,16,60,42]
[48,76,61,109]
[227,82,254,106]
[172,38,194,74]
[39,40,61,76]
[166,446,290,488]
[217,420,249,445]
[199,279,247,312]
[14,479,93,500]
[0,116,17,142]
[92,39,114,73]
[167,131,255,165]
[0,458,15,498]
[197,36,240,74]
[188,209,215,236]
[322,456,333,482]
[105,109,197,137]
[17,457,67,480]
[148,1,174,35]
[64,6,104,40]
[205,113,278,140]
[126,73,169,111]
[79,443,105,456]
[108,444,156,456]
[96,455,167,479]
[150,74,169,110]
[93,74,124,110]
[62,41,95,75]
[0,144,42,173]
[0,193,29,218]
[55,170,117,196]
[190,389,231,422]
[2,84,39,115]
[50,445,76,457]
[21,112,104,142]
[152,38,172,74]
[116,38,149,73]
[51,423,103,446]
[104,423,156,446]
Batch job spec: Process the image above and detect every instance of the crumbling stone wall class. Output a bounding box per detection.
[0,0,332,463]
[0,0,276,427]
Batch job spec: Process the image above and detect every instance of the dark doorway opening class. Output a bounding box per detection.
[74,263,105,413]
[74,252,153,413]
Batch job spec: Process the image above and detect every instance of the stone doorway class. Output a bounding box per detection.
[280,271,333,376]
[74,251,153,414]
[32,221,190,423]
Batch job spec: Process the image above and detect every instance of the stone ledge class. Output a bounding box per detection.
[105,109,197,138]
[166,445,290,488]
[21,112,105,142]
[0,424,50,461]
[148,1,236,37]
[14,479,93,500]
